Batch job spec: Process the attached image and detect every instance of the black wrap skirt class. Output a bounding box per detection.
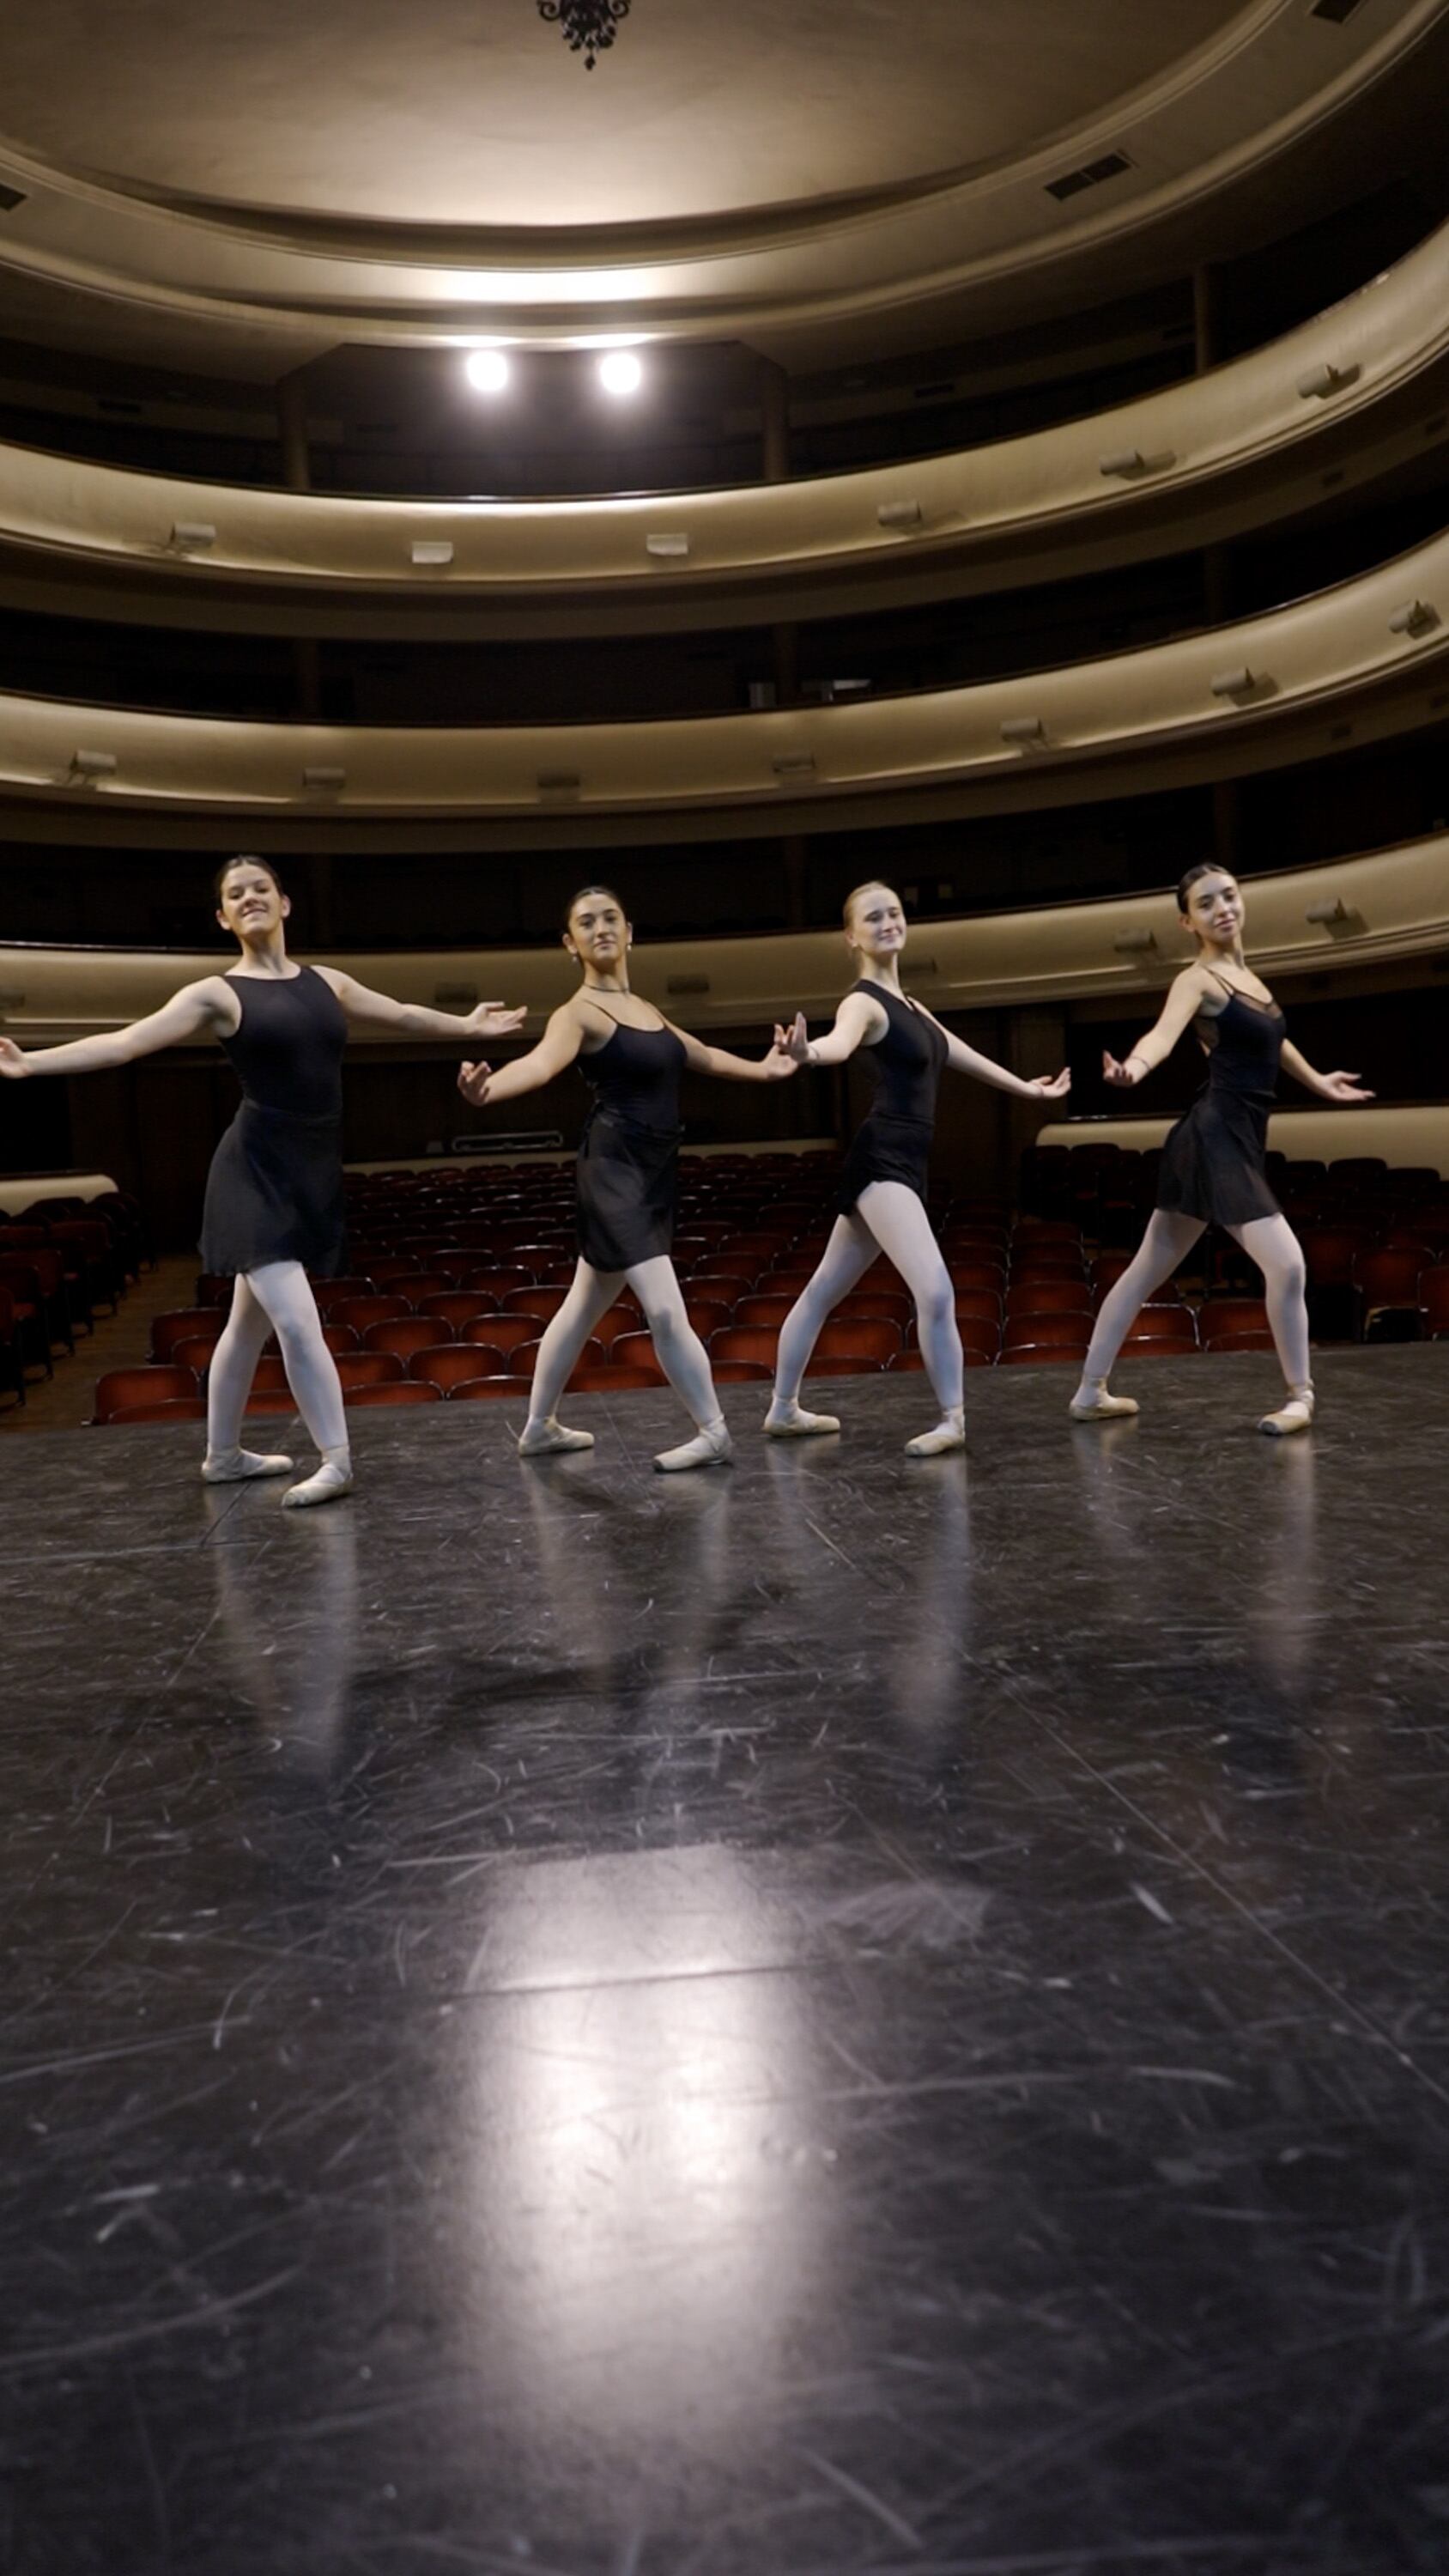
[1155,1091,1281,1229]
[837,1111,933,1216]
[576,1108,681,1272]
[199,1103,348,1278]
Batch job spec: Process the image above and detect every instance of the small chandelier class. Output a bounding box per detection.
[537,0,631,68]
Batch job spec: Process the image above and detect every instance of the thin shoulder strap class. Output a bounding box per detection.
[1201,967,1236,996]
[583,997,625,1025]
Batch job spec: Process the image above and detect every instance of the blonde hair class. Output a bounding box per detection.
[842,879,899,941]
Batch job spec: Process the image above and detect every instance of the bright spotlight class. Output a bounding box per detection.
[464,349,510,395]
[598,350,643,397]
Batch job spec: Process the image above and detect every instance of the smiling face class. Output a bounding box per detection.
[1179,869,1245,951]
[843,881,906,969]
[564,887,631,975]
[215,858,289,945]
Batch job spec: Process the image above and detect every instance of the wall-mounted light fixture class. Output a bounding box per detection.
[598,350,643,397]
[876,500,924,531]
[410,539,455,568]
[1305,896,1351,927]
[301,765,346,793]
[169,520,216,552]
[70,749,117,781]
[1112,929,1157,954]
[772,753,816,781]
[1388,598,1439,637]
[645,533,689,559]
[464,350,510,395]
[1296,360,1361,400]
[1210,666,1256,699]
[999,716,1046,745]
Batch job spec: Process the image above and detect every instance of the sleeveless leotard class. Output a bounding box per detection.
[1155,970,1284,1228]
[575,1005,688,1271]
[199,965,349,1276]
[836,979,949,1214]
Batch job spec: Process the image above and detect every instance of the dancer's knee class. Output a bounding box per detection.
[644,1297,688,1358]
[1276,1244,1307,1303]
[917,1273,955,1338]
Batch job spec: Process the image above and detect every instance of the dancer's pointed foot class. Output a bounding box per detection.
[1258,1382,1314,1437]
[905,1407,966,1458]
[655,1417,733,1474]
[1069,1382,1139,1423]
[202,1446,294,1483]
[281,1452,354,1510]
[518,1416,594,1457]
[763,1398,840,1438]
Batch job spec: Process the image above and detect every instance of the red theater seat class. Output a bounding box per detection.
[94,1364,198,1421]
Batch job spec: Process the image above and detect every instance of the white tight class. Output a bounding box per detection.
[773,1183,963,1413]
[208,1263,349,1456]
[1080,1210,1311,1391]
[527,1254,720,1430]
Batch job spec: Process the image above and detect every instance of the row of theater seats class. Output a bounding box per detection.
[91,1145,1449,1423]
[0,1192,151,1409]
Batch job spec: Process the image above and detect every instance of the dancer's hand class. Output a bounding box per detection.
[457,1060,492,1106]
[0,1038,29,1080]
[760,1021,802,1079]
[1024,1066,1071,1099]
[1319,1071,1374,1103]
[1102,1050,1142,1088]
[464,1002,527,1041]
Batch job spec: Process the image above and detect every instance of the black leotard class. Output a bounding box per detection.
[575,1005,688,1271]
[199,965,349,1276]
[837,979,949,1213]
[1155,971,1284,1228]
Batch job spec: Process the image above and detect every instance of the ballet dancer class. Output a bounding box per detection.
[457,884,800,1472]
[0,854,524,1504]
[1069,862,1373,1436]
[767,879,1070,1455]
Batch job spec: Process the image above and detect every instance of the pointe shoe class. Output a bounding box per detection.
[762,1400,840,1438]
[518,1417,595,1457]
[1069,1386,1139,1423]
[655,1419,733,1474]
[281,1459,354,1510]
[1258,1384,1314,1437]
[202,1448,294,1482]
[904,1410,966,1458]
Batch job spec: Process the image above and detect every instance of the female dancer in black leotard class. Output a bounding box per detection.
[457,884,801,1472]
[0,855,524,1504]
[769,880,1070,1455]
[1070,863,1373,1436]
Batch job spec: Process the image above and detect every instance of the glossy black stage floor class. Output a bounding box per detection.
[4,1350,1447,2576]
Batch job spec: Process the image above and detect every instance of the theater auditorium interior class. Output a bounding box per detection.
[2,4,1448,2570]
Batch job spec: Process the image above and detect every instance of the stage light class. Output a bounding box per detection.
[598,350,643,397]
[464,349,511,395]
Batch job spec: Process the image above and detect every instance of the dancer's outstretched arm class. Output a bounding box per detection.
[317,971,525,1046]
[1100,966,1215,1088]
[0,978,233,1078]
[1278,1042,1374,1104]
[777,990,888,1069]
[457,1003,585,1109]
[670,1014,804,1084]
[914,1010,1070,1103]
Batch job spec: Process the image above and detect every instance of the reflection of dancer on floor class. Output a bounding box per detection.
[0,856,524,1505]
[458,884,800,1473]
[1070,864,1373,1437]
[768,879,1070,1456]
